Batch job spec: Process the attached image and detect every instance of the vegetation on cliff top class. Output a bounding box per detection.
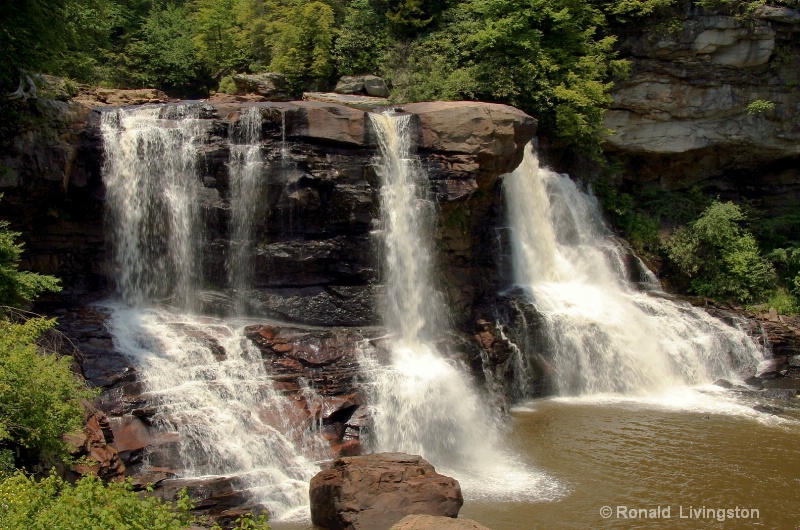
[0,0,631,154]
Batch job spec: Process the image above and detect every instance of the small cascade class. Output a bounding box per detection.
[279,109,289,165]
[228,107,265,313]
[101,105,204,309]
[365,112,560,500]
[504,145,764,396]
[105,304,321,520]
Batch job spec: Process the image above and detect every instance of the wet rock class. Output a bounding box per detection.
[755,358,789,379]
[744,376,764,389]
[713,379,734,389]
[390,515,493,530]
[473,319,512,365]
[753,404,784,415]
[247,285,379,327]
[763,388,798,400]
[761,377,800,390]
[154,476,260,524]
[789,355,800,368]
[66,410,126,481]
[309,453,463,530]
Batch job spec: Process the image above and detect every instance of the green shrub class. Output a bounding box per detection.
[219,75,238,94]
[665,201,777,304]
[0,317,96,463]
[0,471,271,530]
[0,472,194,530]
[746,99,775,115]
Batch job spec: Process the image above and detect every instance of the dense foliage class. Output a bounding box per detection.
[665,202,777,304]
[0,317,95,464]
[0,472,271,530]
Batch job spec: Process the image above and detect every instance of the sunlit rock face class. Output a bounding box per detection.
[604,9,800,206]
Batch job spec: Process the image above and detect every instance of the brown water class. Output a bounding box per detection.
[462,392,800,529]
[272,388,800,530]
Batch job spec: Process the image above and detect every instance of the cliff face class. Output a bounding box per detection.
[0,96,535,512]
[605,6,800,210]
[0,98,534,325]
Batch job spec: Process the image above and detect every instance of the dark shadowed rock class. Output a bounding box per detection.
[713,379,734,389]
[309,453,463,530]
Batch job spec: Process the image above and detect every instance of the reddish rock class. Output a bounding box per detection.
[67,410,126,481]
[309,453,463,530]
[401,101,536,180]
[390,515,493,530]
[473,319,512,365]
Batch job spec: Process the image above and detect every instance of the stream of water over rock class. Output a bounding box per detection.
[228,106,265,314]
[99,106,792,527]
[101,105,321,521]
[364,112,559,499]
[503,144,764,396]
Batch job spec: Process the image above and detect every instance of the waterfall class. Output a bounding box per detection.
[228,107,265,313]
[365,113,560,500]
[101,105,204,309]
[105,304,320,520]
[504,145,764,396]
[100,105,319,520]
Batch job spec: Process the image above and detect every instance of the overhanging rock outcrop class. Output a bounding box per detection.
[604,10,800,201]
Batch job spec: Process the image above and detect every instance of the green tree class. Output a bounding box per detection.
[269,1,336,93]
[0,0,113,89]
[382,0,627,155]
[334,0,390,75]
[0,316,95,464]
[193,0,249,77]
[665,201,777,304]
[0,216,60,308]
[125,3,208,93]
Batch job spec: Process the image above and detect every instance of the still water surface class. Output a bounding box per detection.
[273,388,800,530]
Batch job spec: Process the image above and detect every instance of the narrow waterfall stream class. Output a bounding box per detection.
[100,105,319,521]
[228,107,265,313]
[365,112,561,500]
[102,106,204,310]
[504,145,764,396]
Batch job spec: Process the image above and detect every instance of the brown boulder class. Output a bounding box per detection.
[309,453,463,530]
[401,101,536,178]
[390,514,493,530]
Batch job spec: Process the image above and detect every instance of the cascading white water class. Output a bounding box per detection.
[101,105,320,520]
[365,113,561,500]
[504,145,764,395]
[102,105,204,309]
[105,304,320,520]
[228,107,265,313]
